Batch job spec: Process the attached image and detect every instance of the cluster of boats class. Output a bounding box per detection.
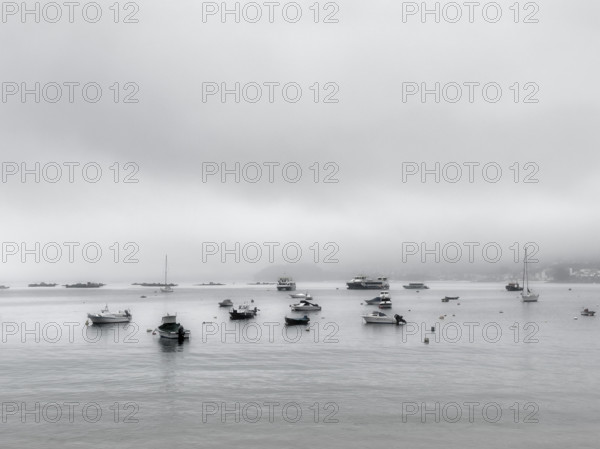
[361,291,406,324]
[86,305,190,342]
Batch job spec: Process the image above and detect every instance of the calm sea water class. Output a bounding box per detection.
[1,281,598,449]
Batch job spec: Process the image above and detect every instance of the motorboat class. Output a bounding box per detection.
[285,315,310,325]
[444,296,459,300]
[378,298,392,309]
[277,277,296,291]
[403,283,429,289]
[362,312,406,325]
[365,291,390,305]
[290,300,322,311]
[87,305,132,324]
[289,292,311,299]
[218,299,233,307]
[347,275,389,290]
[157,314,190,340]
[230,303,258,320]
[581,308,596,317]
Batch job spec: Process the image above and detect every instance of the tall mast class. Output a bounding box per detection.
[522,247,527,290]
[164,255,168,286]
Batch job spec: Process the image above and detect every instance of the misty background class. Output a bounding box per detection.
[1,1,599,283]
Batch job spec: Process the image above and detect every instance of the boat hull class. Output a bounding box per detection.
[285,317,310,325]
[521,294,539,302]
[157,329,190,339]
[277,285,296,291]
[87,314,132,324]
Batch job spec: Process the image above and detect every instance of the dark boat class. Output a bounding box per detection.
[28,282,58,287]
[0,285,9,289]
[403,283,429,290]
[505,282,523,291]
[581,308,596,317]
[229,303,258,320]
[65,282,105,288]
[445,296,459,300]
[157,314,190,341]
[285,315,310,325]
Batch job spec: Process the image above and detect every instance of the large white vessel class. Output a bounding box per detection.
[87,305,132,324]
[277,277,296,291]
[346,275,389,290]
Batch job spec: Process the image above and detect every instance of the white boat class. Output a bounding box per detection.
[289,292,311,299]
[520,247,539,302]
[362,311,406,325]
[218,299,233,307]
[277,276,296,291]
[87,305,132,324]
[366,291,390,305]
[378,298,392,309]
[157,314,190,339]
[347,275,389,290]
[290,300,322,311]
[160,255,174,293]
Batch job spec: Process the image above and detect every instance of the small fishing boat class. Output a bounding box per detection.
[290,300,321,311]
[285,315,310,325]
[581,308,596,317]
[230,303,258,320]
[157,314,190,340]
[87,305,132,324]
[441,297,450,302]
[403,283,429,290]
[444,296,459,300]
[362,312,406,325]
[218,299,233,307]
[505,282,523,291]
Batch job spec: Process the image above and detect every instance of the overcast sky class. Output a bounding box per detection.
[1,1,599,282]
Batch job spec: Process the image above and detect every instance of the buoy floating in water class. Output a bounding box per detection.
[424,337,430,344]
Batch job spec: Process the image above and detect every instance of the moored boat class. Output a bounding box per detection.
[378,298,392,309]
[157,314,190,340]
[347,275,389,290]
[160,255,174,293]
[230,303,258,320]
[403,283,429,290]
[365,291,390,305]
[521,248,539,302]
[289,292,311,299]
[581,308,596,317]
[218,299,233,307]
[505,282,523,291]
[277,277,296,291]
[290,300,321,311]
[362,312,406,325]
[87,305,132,324]
[285,315,310,325]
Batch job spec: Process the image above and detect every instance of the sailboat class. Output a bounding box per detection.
[160,255,174,293]
[521,247,539,302]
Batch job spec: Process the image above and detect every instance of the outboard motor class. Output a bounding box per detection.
[394,314,407,325]
[178,326,185,342]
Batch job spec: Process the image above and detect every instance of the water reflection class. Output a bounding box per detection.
[157,337,188,352]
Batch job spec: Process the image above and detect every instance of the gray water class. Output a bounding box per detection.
[1,282,598,448]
